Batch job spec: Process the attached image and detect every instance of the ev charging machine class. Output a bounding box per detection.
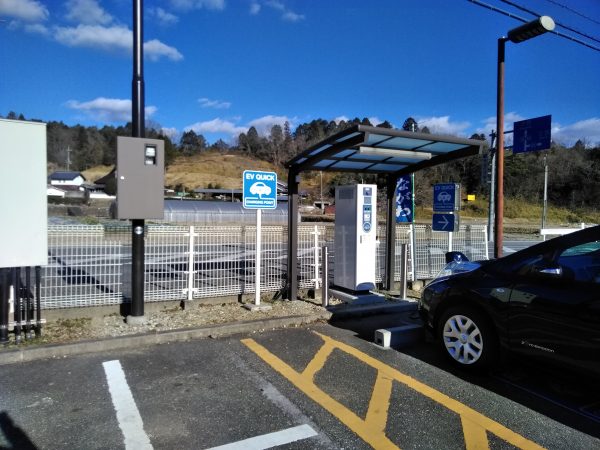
[334,184,377,292]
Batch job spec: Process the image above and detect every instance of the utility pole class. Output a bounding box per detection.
[66,146,71,171]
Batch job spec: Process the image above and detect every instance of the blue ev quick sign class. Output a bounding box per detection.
[433,183,459,212]
[243,170,277,209]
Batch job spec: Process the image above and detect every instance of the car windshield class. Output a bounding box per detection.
[428,260,481,284]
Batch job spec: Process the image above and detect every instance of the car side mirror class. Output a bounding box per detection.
[533,265,562,277]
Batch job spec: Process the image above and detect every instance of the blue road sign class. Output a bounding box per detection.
[433,213,459,232]
[395,175,414,223]
[243,170,277,209]
[513,115,551,154]
[433,183,459,212]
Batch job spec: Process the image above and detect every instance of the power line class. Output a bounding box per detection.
[498,0,600,44]
[467,0,600,52]
[540,0,600,26]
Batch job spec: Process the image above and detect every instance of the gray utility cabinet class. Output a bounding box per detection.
[116,136,165,219]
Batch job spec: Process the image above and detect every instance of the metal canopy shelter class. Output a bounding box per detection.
[285,124,485,300]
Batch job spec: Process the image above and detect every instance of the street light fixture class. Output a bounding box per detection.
[494,15,555,259]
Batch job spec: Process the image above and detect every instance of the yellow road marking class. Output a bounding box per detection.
[365,372,393,433]
[302,341,335,379]
[242,338,399,449]
[242,332,546,450]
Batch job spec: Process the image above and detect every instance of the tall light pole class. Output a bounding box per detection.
[495,16,554,258]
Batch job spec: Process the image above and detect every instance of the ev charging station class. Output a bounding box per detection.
[334,184,377,292]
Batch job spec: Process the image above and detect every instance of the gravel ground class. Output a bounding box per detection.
[2,298,338,349]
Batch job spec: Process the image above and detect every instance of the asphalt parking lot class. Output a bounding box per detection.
[1,317,598,449]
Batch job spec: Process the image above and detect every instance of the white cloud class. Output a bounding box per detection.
[151,7,179,25]
[198,97,231,109]
[553,118,600,147]
[54,24,131,51]
[53,25,183,61]
[144,39,184,61]
[248,115,294,136]
[333,116,349,124]
[478,112,525,136]
[24,23,49,35]
[250,2,261,14]
[185,118,247,136]
[160,127,179,139]
[183,114,295,140]
[253,0,305,22]
[170,0,225,11]
[368,117,383,126]
[417,116,471,136]
[65,0,112,25]
[282,11,304,22]
[66,97,157,123]
[0,0,48,21]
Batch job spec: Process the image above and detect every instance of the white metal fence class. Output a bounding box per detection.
[39,223,488,309]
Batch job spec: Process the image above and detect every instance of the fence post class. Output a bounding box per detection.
[400,243,408,299]
[35,266,42,337]
[313,225,320,290]
[321,246,328,307]
[187,225,195,301]
[0,269,9,345]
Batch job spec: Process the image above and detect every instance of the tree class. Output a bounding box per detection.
[402,117,419,132]
[376,120,393,129]
[180,130,206,155]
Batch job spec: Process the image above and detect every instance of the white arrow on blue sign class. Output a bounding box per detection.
[432,213,459,232]
[243,170,277,209]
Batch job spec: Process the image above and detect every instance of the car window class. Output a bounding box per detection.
[558,240,600,283]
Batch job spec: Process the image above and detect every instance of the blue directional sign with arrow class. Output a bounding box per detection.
[433,213,459,232]
[513,115,551,154]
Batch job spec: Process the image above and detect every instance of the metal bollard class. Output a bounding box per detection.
[400,243,408,299]
[321,246,328,307]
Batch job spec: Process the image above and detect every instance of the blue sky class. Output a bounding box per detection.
[1,0,599,146]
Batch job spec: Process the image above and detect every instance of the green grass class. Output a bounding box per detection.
[415,197,600,226]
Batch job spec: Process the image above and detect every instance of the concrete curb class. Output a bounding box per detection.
[0,312,332,366]
[328,300,418,319]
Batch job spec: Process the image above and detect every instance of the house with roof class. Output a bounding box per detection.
[48,171,86,186]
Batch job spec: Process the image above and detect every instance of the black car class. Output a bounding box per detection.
[419,225,600,375]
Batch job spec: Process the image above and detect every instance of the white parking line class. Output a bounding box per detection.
[206,424,318,450]
[103,360,153,450]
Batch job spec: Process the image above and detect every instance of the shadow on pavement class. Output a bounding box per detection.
[0,411,38,450]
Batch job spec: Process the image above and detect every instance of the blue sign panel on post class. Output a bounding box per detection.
[433,213,458,232]
[243,170,277,209]
[513,115,551,154]
[395,175,414,223]
[433,183,458,212]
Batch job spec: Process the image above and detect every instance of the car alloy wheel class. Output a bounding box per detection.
[442,313,484,365]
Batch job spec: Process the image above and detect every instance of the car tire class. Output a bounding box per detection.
[438,306,497,372]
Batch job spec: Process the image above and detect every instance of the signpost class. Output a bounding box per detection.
[243,170,277,307]
[432,183,460,245]
[513,115,551,154]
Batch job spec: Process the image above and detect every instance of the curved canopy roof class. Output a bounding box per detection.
[286,124,485,177]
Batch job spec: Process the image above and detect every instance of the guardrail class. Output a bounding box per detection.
[540,223,587,241]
